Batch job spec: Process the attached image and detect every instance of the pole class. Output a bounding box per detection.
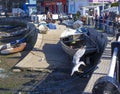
[108,47,118,77]
[119,0,120,14]
[102,0,104,11]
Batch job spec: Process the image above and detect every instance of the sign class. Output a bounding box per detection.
[29,0,36,4]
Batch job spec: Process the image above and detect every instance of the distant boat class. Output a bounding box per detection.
[38,24,48,34]
[0,42,27,55]
[62,19,74,27]
[73,20,83,29]
[0,28,27,38]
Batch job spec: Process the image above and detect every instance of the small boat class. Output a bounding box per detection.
[62,19,74,27]
[60,27,99,56]
[47,23,56,29]
[38,24,48,34]
[0,42,27,55]
[73,20,83,29]
[0,38,26,51]
[0,28,27,38]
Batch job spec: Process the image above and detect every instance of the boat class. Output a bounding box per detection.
[0,42,27,55]
[60,27,102,56]
[0,38,26,51]
[0,28,27,38]
[60,27,108,76]
[62,19,74,27]
[0,25,18,29]
[73,20,83,29]
[38,24,49,34]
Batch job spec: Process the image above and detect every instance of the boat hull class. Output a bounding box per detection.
[0,42,26,54]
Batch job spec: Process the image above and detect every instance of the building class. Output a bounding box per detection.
[37,0,68,14]
[23,0,37,15]
[0,0,26,11]
[88,0,117,16]
[68,0,89,15]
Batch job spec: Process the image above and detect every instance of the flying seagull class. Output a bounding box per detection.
[71,46,86,76]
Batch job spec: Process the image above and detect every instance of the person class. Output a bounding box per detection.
[99,14,103,29]
[69,14,73,20]
[47,11,52,23]
[94,13,98,28]
[45,7,52,23]
[59,13,63,24]
[5,8,8,17]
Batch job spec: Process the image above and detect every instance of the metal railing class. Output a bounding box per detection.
[92,33,120,94]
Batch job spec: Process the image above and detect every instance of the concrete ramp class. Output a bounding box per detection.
[15,24,70,71]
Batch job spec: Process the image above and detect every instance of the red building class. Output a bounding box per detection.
[37,0,68,14]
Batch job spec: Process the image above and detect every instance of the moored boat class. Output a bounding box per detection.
[0,38,26,51]
[0,28,27,38]
[0,42,27,55]
[60,27,99,56]
[60,27,108,75]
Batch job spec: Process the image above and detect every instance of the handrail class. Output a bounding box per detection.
[108,36,120,79]
[108,47,118,78]
[92,33,120,94]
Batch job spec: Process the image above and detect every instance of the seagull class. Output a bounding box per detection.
[71,46,86,76]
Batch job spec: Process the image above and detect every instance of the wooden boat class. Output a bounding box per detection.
[0,28,27,38]
[0,42,26,55]
[60,28,99,56]
[0,38,26,51]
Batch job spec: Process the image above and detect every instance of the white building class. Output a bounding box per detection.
[68,0,89,15]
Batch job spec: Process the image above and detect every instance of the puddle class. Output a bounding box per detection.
[0,68,9,78]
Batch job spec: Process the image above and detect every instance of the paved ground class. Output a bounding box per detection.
[15,21,71,70]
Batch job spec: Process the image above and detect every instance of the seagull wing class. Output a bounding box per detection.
[74,46,86,58]
[73,46,86,65]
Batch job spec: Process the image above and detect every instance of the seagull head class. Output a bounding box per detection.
[71,61,86,76]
